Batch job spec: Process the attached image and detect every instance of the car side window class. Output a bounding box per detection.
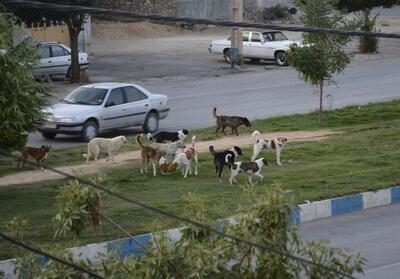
[251,32,263,43]
[106,88,125,107]
[242,32,249,42]
[40,46,51,58]
[51,45,69,57]
[124,86,148,103]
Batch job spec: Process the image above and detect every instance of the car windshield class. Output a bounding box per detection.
[63,87,108,105]
[263,32,289,42]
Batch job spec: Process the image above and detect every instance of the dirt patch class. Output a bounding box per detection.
[0,130,338,187]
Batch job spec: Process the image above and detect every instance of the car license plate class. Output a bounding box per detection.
[44,123,57,129]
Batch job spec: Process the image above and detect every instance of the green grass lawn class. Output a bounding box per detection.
[0,103,400,259]
[1,99,400,177]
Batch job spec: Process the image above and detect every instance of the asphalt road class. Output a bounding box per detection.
[28,57,400,148]
[300,204,400,279]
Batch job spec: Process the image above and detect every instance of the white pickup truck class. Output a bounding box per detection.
[208,31,300,66]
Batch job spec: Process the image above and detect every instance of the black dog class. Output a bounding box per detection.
[147,129,189,143]
[209,145,242,182]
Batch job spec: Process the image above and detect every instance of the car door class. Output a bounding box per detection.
[241,31,251,57]
[36,45,52,76]
[122,86,150,126]
[49,44,71,76]
[101,87,130,129]
[248,32,266,58]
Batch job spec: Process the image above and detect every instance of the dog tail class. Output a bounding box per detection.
[251,130,262,143]
[213,107,218,119]
[191,136,196,147]
[136,134,146,148]
[225,154,234,165]
[209,145,217,156]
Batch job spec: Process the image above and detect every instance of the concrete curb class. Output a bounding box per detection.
[1,185,399,278]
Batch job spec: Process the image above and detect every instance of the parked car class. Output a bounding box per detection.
[33,41,89,79]
[208,31,301,66]
[39,83,169,141]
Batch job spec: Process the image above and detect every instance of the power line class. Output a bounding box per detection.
[0,150,357,278]
[0,231,105,279]
[2,0,400,39]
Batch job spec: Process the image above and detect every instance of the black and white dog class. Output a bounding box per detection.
[227,156,268,185]
[209,145,242,182]
[147,129,189,143]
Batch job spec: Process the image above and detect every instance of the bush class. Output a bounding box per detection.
[263,4,290,21]
[358,11,379,53]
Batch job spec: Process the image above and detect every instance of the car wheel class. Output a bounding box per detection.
[143,112,159,133]
[275,51,288,66]
[41,132,57,139]
[223,49,231,63]
[81,120,98,142]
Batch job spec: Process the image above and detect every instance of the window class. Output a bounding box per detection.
[64,88,107,106]
[40,46,51,58]
[242,32,249,42]
[251,33,263,43]
[263,32,289,42]
[106,88,125,107]
[124,86,148,103]
[51,45,69,57]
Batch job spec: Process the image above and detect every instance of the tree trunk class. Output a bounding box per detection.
[66,16,83,84]
[319,81,323,123]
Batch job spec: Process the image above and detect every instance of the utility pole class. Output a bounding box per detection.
[231,0,243,67]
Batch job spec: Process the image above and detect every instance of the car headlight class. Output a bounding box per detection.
[59,117,76,123]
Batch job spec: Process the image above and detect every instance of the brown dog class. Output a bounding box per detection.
[16,145,52,170]
[213,107,251,136]
[136,134,166,176]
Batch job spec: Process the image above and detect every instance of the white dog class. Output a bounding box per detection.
[150,140,186,162]
[172,136,198,178]
[83,136,127,163]
[251,130,288,165]
[228,156,268,185]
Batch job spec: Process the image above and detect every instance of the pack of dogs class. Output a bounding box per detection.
[13,108,288,184]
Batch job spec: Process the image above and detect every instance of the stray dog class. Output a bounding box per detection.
[83,136,127,163]
[136,134,166,176]
[150,139,186,162]
[228,157,268,185]
[172,136,198,178]
[209,145,242,182]
[251,130,288,165]
[15,145,52,170]
[147,129,189,143]
[213,107,251,136]
[159,157,177,174]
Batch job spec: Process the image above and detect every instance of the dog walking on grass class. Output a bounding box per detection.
[213,107,251,136]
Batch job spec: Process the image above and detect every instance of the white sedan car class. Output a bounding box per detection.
[39,83,169,141]
[33,42,89,79]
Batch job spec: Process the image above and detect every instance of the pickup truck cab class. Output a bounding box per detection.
[209,31,300,66]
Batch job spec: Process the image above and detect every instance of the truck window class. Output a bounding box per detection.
[242,32,249,42]
[251,33,263,43]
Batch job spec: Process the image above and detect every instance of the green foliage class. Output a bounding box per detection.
[288,0,352,122]
[358,11,379,53]
[53,175,104,240]
[0,13,51,151]
[0,217,29,242]
[15,187,365,278]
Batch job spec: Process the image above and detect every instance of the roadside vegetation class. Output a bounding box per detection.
[0,99,399,259]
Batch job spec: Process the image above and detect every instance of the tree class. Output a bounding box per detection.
[336,0,398,53]
[287,0,352,123]
[7,0,91,83]
[0,10,51,151]
[15,186,365,278]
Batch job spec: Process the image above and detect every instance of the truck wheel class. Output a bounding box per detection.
[223,49,231,63]
[81,120,98,142]
[143,112,159,133]
[41,132,57,139]
[275,51,288,66]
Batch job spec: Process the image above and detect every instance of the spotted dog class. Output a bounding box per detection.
[251,130,288,165]
[228,156,268,185]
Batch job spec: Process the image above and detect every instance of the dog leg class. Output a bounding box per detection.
[184,166,189,178]
[235,127,239,136]
[255,172,263,183]
[231,127,235,135]
[215,125,220,135]
[194,155,198,175]
[222,126,227,135]
[276,148,282,166]
[188,162,192,175]
[152,163,157,177]
[248,175,253,186]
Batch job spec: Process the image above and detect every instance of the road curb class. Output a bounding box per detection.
[1,185,399,278]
